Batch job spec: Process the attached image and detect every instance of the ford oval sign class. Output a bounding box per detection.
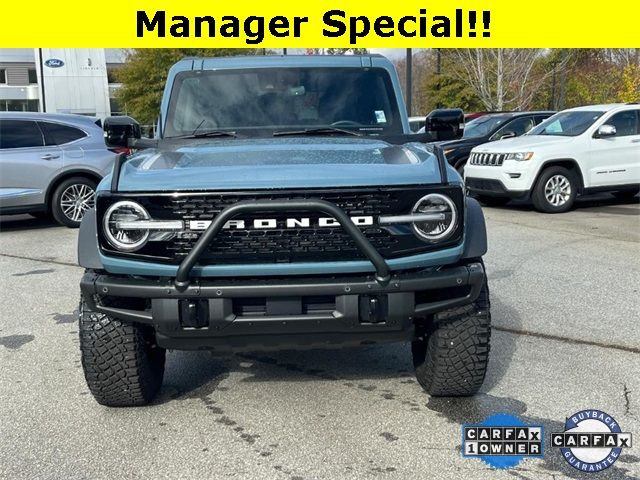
[44,58,64,68]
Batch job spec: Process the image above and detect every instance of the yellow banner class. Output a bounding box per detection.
[2,0,640,47]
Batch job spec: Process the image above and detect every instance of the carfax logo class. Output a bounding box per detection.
[462,413,544,469]
[552,409,632,472]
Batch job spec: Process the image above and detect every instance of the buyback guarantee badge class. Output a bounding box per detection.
[462,413,544,469]
[552,410,633,472]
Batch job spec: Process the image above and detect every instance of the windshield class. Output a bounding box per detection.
[462,115,509,139]
[164,67,402,138]
[528,111,604,137]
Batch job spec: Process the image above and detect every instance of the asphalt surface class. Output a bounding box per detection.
[1,194,639,480]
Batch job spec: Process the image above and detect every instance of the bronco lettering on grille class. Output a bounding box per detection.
[189,216,374,231]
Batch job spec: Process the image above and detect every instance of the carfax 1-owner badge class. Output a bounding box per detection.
[552,409,632,472]
[462,413,544,469]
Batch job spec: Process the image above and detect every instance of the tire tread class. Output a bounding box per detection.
[413,282,491,396]
[79,300,165,407]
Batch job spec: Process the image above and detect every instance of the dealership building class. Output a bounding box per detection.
[0,48,126,117]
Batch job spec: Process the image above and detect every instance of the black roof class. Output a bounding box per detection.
[479,111,555,118]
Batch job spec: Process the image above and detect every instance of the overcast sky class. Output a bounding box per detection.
[370,48,407,60]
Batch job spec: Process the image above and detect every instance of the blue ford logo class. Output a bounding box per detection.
[44,58,64,68]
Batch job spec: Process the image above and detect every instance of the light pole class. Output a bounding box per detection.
[406,48,412,116]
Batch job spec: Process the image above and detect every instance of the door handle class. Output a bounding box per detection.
[631,139,640,143]
[41,154,60,160]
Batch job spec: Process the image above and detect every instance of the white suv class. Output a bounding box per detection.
[464,103,640,212]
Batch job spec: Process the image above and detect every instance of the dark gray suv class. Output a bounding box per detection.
[0,112,117,227]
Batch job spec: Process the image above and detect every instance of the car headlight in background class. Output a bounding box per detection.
[411,193,457,242]
[103,201,183,252]
[505,152,534,161]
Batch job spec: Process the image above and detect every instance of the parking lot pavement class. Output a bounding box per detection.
[1,194,639,480]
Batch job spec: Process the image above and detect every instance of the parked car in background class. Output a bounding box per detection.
[465,103,640,212]
[0,112,117,227]
[439,111,555,174]
[464,112,496,122]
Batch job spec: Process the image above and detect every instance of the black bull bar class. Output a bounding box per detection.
[174,199,392,290]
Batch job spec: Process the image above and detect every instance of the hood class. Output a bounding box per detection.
[435,138,481,150]
[472,135,573,153]
[109,138,446,192]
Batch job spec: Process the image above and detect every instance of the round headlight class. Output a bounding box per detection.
[411,194,457,242]
[103,201,150,252]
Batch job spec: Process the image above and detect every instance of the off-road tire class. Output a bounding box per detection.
[51,177,97,228]
[412,281,491,396]
[475,195,510,207]
[531,166,577,213]
[79,300,166,407]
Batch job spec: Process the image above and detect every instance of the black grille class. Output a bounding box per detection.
[97,186,464,265]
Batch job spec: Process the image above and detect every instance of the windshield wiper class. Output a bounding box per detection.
[273,127,362,137]
[173,130,237,139]
[171,119,238,139]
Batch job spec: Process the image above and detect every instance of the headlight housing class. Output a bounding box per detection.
[411,194,457,242]
[103,201,150,252]
[505,152,534,161]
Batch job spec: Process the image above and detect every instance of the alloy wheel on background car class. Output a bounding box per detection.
[544,174,572,207]
[60,183,96,223]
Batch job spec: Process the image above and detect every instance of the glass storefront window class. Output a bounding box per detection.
[0,99,40,112]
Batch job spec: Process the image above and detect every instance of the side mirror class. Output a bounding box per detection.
[500,131,517,140]
[103,116,141,148]
[595,124,616,138]
[425,108,465,141]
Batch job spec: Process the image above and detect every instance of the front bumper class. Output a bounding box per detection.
[80,262,485,351]
[464,160,536,197]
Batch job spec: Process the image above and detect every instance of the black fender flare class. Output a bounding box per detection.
[77,208,103,269]
[462,196,488,259]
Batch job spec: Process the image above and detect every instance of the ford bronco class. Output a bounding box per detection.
[77,55,491,407]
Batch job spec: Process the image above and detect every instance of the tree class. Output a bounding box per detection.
[306,48,368,55]
[619,64,640,102]
[115,49,260,124]
[411,50,484,113]
[541,49,639,108]
[325,48,368,55]
[449,49,567,111]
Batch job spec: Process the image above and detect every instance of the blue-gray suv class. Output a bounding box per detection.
[0,112,117,227]
[77,55,491,406]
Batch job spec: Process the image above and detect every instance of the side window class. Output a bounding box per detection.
[491,116,535,140]
[535,115,552,125]
[0,120,44,149]
[605,110,638,137]
[28,69,38,84]
[39,122,87,145]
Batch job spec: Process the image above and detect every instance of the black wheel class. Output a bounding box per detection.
[79,299,166,407]
[475,195,510,207]
[412,281,491,396]
[531,166,577,213]
[612,188,639,200]
[51,177,97,228]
